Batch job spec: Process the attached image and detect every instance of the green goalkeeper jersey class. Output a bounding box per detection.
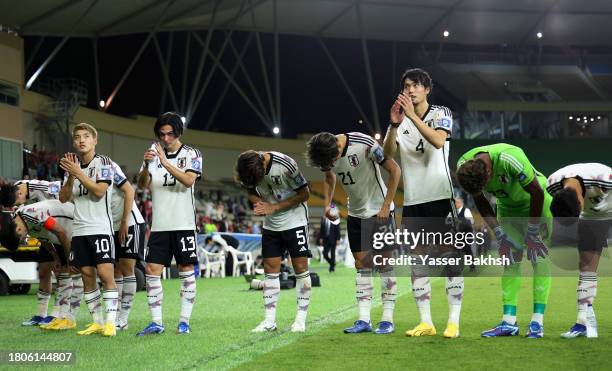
[457,143,548,209]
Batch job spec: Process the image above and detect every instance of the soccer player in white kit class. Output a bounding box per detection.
[0,200,76,330]
[0,179,75,327]
[546,163,612,338]
[59,122,118,337]
[110,162,146,330]
[383,68,463,338]
[306,131,401,334]
[235,150,311,333]
[137,112,202,336]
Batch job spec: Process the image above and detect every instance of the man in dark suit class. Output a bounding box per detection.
[319,216,341,272]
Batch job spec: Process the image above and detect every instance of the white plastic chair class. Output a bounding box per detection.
[197,239,226,278]
[211,234,254,277]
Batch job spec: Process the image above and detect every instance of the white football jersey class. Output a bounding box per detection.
[143,144,202,231]
[17,200,74,245]
[254,152,309,231]
[547,163,612,220]
[386,104,454,206]
[15,179,61,203]
[329,132,394,219]
[63,154,114,237]
[110,161,145,230]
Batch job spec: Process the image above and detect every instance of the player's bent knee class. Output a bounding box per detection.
[118,259,136,276]
[178,263,194,272]
[145,263,164,276]
[292,257,309,274]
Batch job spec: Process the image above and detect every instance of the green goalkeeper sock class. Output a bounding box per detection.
[502,263,521,324]
[531,259,551,325]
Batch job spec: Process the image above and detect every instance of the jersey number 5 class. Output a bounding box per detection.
[338,171,356,186]
[296,230,306,246]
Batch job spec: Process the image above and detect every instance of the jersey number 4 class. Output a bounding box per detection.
[415,139,424,153]
[163,173,176,186]
[338,171,356,185]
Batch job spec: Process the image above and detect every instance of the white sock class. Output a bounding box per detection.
[70,275,83,319]
[115,277,124,298]
[502,314,517,325]
[103,288,119,325]
[57,273,73,319]
[446,276,464,325]
[84,289,104,325]
[50,287,61,318]
[531,312,544,325]
[356,268,373,323]
[119,275,137,324]
[263,273,280,324]
[115,277,124,319]
[179,271,196,325]
[37,290,51,317]
[295,271,311,324]
[412,262,432,326]
[380,268,397,323]
[577,271,597,325]
[146,274,164,325]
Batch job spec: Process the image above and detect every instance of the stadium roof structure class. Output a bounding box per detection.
[3,0,612,137]
[3,0,612,45]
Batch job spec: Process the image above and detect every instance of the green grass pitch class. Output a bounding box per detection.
[1,262,610,370]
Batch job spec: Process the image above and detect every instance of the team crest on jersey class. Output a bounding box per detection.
[177,157,187,169]
[348,154,359,167]
[49,183,59,194]
[271,175,282,185]
[88,168,95,178]
[499,175,509,184]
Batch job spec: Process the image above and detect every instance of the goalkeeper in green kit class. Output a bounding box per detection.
[456,143,552,339]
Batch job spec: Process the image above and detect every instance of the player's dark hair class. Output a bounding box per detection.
[306,132,339,170]
[400,68,433,94]
[154,112,184,139]
[235,150,265,189]
[0,184,17,208]
[456,159,488,194]
[0,212,19,251]
[550,188,581,225]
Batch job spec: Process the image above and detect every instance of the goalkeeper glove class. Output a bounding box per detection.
[494,226,520,265]
[525,223,548,263]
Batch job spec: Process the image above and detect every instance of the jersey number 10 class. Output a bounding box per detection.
[95,238,110,253]
[78,184,89,196]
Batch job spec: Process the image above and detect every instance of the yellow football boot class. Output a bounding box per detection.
[443,323,460,338]
[76,322,104,335]
[405,322,437,337]
[102,322,116,337]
